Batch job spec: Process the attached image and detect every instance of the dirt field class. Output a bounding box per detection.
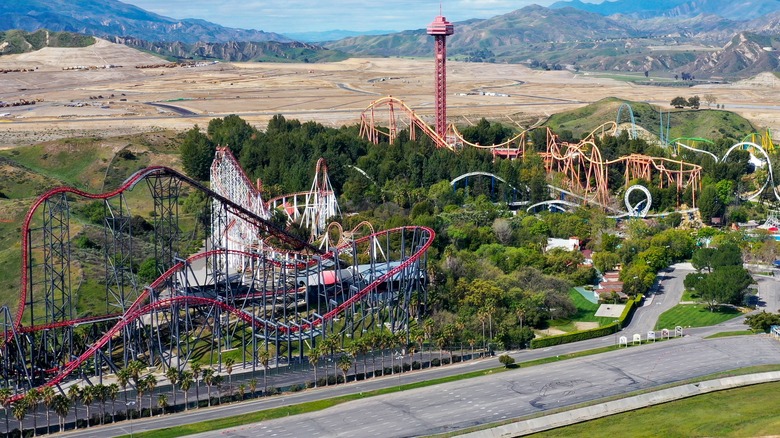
[0,39,778,148]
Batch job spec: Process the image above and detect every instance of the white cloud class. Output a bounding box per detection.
[121,0,576,34]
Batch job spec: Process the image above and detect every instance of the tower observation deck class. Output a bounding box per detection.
[427,14,454,137]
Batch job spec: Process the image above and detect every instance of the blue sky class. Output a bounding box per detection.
[122,0,603,34]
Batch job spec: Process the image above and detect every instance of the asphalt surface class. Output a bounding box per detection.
[49,264,780,437]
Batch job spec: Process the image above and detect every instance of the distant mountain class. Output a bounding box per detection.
[327,6,636,57]
[0,29,95,55]
[284,30,396,43]
[684,32,780,78]
[111,36,348,63]
[0,0,290,43]
[551,0,780,21]
[326,3,780,80]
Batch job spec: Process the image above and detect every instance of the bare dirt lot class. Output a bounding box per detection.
[0,40,778,147]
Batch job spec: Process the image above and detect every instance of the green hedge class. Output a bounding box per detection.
[530,295,643,349]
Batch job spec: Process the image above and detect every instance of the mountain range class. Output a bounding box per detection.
[551,0,780,21]
[0,0,778,79]
[0,0,290,43]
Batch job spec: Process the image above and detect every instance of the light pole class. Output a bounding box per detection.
[125,401,136,437]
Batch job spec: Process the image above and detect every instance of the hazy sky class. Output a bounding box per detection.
[122,0,604,34]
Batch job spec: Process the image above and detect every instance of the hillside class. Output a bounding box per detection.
[551,0,780,21]
[112,37,349,63]
[545,97,756,142]
[326,3,780,80]
[0,29,94,55]
[0,0,290,43]
[0,37,168,68]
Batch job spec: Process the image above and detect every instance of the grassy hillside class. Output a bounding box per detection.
[0,29,95,55]
[0,131,183,321]
[544,97,756,142]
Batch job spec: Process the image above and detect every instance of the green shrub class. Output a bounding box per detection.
[530,295,642,349]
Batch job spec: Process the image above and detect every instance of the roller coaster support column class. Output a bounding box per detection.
[147,174,181,279]
[427,13,454,137]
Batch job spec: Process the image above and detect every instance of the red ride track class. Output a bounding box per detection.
[8,226,433,402]
[13,166,321,347]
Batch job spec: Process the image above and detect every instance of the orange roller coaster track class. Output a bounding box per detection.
[359,96,702,208]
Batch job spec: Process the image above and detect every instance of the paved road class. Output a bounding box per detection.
[184,336,780,438]
[53,264,780,437]
[625,263,693,334]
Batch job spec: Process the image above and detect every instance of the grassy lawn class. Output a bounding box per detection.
[547,289,613,332]
[655,304,742,330]
[705,330,756,339]
[528,381,780,438]
[680,289,700,302]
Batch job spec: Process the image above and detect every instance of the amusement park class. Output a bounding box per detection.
[1,10,780,438]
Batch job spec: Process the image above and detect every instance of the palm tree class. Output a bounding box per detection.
[165,367,180,411]
[24,387,40,436]
[179,372,193,411]
[134,378,145,418]
[144,375,157,415]
[116,368,132,416]
[308,345,321,387]
[414,330,425,366]
[345,343,359,378]
[107,383,119,422]
[356,337,370,376]
[0,386,12,434]
[94,384,107,425]
[323,336,340,384]
[191,363,202,408]
[337,354,353,385]
[202,369,214,407]
[12,399,27,436]
[67,385,81,428]
[237,383,246,401]
[212,375,224,405]
[40,386,55,434]
[436,336,446,364]
[81,386,94,427]
[157,394,168,415]
[248,378,257,399]
[224,358,235,399]
[51,394,70,433]
[257,348,271,395]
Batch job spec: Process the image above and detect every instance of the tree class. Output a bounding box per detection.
[81,385,95,427]
[498,354,516,368]
[144,375,157,416]
[703,94,717,108]
[24,387,40,435]
[258,347,271,395]
[248,378,258,399]
[212,375,224,405]
[695,266,753,311]
[165,367,180,412]
[337,354,353,384]
[191,363,202,408]
[157,394,168,415]
[698,185,724,223]
[94,384,107,425]
[107,383,119,421]
[593,251,620,273]
[116,367,132,418]
[51,394,70,433]
[179,371,193,411]
[41,385,55,433]
[237,383,246,401]
[688,95,700,109]
[745,311,780,332]
[224,357,235,398]
[692,247,715,273]
[12,399,27,436]
[202,368,214,407]
[308,345,322,387]
[180,125,216,180]
[671,96,687,108]
[0,387,11,434]
[67,385,81,427]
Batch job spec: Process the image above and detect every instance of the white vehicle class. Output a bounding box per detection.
[0,113,10,117]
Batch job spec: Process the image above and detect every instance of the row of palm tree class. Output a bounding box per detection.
[1,328,475,436]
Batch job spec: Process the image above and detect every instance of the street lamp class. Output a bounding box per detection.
[125,401,136,437]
